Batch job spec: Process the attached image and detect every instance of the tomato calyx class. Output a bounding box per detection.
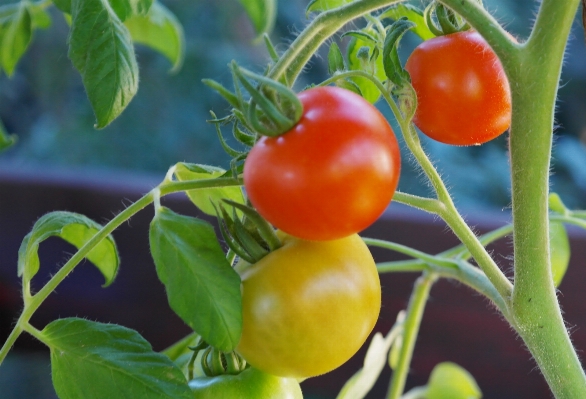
[423,1,470,36]
[203,61,303,139]
[214,199,281,264]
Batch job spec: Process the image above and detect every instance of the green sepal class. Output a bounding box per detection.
[327,42,346,75]
[223,200,281,252]
[208,113,248,158]
[232,62,303,136]
[305,0,352,17]
[202,79,241,110]
[263,33,279,63]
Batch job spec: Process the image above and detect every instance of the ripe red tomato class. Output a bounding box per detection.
[405,30,511,146]
[236,232,381,378]
[243,86,401,241]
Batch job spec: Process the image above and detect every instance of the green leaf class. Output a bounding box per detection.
[41,318,192,399]
[425,362,482,399]
[347,29,386,104]
[109,0,154,22]
[53,0,72,14]
[173,163,245,216]
[125,1,184,72]
[383,18,415,86]
[29,4,52,29]
[550,222,570,287]
[0,2,32,76]
[380,4,435,41]
[237,0,276,37]
[0,118,16,151]
[149,207,242,352]
[17,211,119,287]
[68,0,139,128]
[306,0,352,16]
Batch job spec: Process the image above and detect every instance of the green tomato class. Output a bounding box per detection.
[550,222,570,287]
[425,362,481,399]
[188,367,303,399]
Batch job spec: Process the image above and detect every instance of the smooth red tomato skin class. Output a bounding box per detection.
[236,232,381,378]
[243,86,401,241]
[405,31,511,146]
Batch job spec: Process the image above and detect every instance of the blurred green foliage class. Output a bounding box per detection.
[0,0,585,211]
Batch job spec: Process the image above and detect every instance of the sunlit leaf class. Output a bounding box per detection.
[426,362,482,399]
[380,4,435,41]
[173,163,245,216]
[0,2,32,76]
[125,1,184,72]
[17,211,119,287]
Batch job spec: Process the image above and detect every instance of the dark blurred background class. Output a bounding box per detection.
[1,0,586,398]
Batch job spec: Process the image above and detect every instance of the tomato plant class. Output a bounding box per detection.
[243,86,401,241]
[405,30,512,146]
[236,232,381,378]
[189,367,303,399]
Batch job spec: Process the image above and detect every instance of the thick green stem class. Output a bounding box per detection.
[386,273,435,399]
[414,1,586,396]
[507,0,586,396]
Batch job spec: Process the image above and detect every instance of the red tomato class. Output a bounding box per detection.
[405,30,511,146]
[243,86,401,241]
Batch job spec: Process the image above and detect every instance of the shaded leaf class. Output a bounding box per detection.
[69,0,139,128]
[17,211,119,287]
[125,1,184,72]
[237,0,276,37]
[149,207,242,352]
[0,118,16,151]
[0,3,32,76]
[109,0,154,22]
[174,163,245,216]
[42,318,192,399]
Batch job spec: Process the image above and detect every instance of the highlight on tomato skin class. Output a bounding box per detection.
[243,85,401,241]
[235,232,381,379]
[405,30,512,146]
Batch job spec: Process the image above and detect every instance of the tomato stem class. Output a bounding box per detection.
[386,272,435,399]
